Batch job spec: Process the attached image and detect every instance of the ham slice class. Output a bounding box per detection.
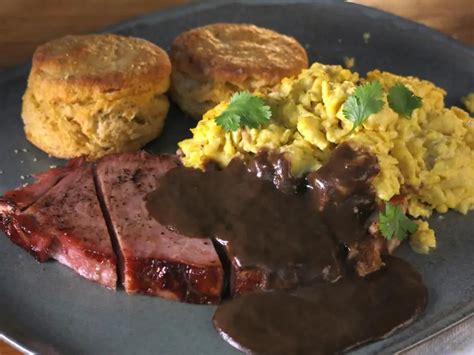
[2,158,85,211]
[95,152,224,304]
[0,162,117,288]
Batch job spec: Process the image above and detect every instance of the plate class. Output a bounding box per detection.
[0,1,473,354]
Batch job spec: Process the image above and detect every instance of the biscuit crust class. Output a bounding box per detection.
[171,23,308,85]
[31,34,171,100]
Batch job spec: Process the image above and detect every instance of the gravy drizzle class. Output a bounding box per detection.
[146,142,428,354]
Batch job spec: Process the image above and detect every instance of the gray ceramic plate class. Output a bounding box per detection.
[0,1,473,354]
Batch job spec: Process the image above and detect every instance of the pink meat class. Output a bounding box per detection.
[3,158,85,210]
[95,152,223,304]
[0,162,117,289]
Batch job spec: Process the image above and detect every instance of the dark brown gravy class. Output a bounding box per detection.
[213,256,427,355]
[147,152,342,286]
[146,142,428,354]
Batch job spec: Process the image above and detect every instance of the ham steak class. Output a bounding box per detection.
[0,152,224,302]
[95,152,224,304]
[0,161,117,288]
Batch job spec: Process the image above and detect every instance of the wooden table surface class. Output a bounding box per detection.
[0,0,472,353]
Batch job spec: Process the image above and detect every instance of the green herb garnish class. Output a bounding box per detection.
[388,82,422,119]
[342,80,385,133]
[215,91,272,132]
[379,202,418,241]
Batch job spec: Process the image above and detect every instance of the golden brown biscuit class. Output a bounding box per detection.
[170,23,308,119]
[22,34,171,159]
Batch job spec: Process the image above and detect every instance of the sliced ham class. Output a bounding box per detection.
[0,162,117,288]
[95,152,224,304]
[1,158,85,212]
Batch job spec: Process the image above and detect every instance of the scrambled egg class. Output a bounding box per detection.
[343,56,355,69]
[462,92,474,115]
[410,220,436,254]
[179,62,474,253]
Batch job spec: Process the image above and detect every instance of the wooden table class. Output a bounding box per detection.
[0,0,472,353]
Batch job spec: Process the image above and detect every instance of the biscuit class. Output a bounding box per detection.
[22,34,171,159]
[170,23,308,119]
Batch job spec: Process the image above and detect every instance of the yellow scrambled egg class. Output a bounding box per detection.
[462,92,474,115]
[179,62,474,253]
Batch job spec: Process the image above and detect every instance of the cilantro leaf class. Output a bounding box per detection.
[379,202,418,241]
[215,112,241,132]
[388,82,422,119]
[342,80,384,132]
[215,91,272,132]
